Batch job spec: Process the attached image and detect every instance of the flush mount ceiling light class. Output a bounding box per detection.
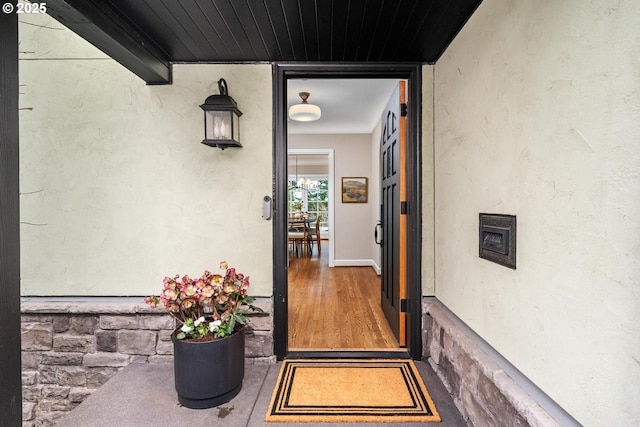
[288,92,321,122]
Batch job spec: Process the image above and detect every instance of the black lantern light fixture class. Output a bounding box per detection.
[200,78,242,150]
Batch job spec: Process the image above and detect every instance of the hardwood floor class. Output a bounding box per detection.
[287,243,401,351]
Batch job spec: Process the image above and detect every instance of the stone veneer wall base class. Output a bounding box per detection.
[423,297,582,427]
[21,297,273,427]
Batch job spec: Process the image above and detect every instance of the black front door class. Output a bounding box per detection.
[380,81,406,346]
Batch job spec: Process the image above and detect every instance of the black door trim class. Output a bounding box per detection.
[287,351,411,360]
[273,62,423,360]
[0,10,23,425]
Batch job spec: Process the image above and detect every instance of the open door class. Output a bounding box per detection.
[274,64,422,360]
[379,81,407,346]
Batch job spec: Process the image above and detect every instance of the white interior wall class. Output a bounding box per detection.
[433,1,640,425]
[19,13,273,296]
[293,164,328,176]
[289,134,377,266]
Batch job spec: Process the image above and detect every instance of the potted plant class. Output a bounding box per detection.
[145,261,263,409]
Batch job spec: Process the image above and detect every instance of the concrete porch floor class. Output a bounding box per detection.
[55,360,467,427]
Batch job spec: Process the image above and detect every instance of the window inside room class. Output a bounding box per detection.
[288,178,329,231]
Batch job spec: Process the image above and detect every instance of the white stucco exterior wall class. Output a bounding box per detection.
[434,1,640,425]
[422,65,435,296]
[19,14,273,297]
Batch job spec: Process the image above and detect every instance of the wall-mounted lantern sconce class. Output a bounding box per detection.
[200,78,242,150]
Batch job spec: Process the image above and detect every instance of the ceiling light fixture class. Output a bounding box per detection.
[288,92,321,122]
[290,155,318,191]
[200,78,242,150]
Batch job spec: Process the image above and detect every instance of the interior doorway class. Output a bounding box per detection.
[273,63,423,360]
[287,149,335,267]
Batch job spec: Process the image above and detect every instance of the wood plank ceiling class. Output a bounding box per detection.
[45,0,482,84]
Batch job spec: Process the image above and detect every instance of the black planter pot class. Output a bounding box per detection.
[173,327,245,409]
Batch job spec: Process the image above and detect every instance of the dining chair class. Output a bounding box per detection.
[288,220,308,257]
[307,215,322,255]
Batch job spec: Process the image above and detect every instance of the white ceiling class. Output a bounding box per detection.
[287,79,401,135]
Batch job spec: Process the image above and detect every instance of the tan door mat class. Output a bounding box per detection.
[266,359,441,423]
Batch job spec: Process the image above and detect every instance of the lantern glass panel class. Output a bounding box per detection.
[232,112,240,141]
[205,110,233,140]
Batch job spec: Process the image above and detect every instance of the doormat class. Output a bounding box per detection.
[265,359,441,423]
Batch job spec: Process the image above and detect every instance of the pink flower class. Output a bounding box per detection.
[219,261,228,270]
[166,301,179,313]
[184,284,197,297]
[162,288,178,301]
[144,296,159,308]
[201,285,214,298]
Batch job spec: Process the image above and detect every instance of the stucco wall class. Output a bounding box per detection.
[19,13,273,297]
[433,1,640,425]
[422,65,435,296]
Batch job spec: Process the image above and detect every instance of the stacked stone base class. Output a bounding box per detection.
[23,296,573,426]
[21,298,273,427]
[423,299,565,427]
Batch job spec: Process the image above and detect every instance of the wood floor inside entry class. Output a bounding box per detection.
[288,244,401,351]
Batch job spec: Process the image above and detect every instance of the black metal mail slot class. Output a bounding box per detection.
[481,226,510,255]
[479,213,516,269]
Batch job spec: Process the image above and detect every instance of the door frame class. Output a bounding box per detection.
[273,63,423,360]
[287,148,335,267]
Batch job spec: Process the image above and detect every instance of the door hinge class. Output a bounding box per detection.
[400,299,408,313]
[400,103,408,117]
[400,201,408,215]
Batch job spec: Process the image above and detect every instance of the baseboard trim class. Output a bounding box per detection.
[333,259,371,267]
[333,259,379,274]
[371,260,381,275]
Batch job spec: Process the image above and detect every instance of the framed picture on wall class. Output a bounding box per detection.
[341,177,368,203]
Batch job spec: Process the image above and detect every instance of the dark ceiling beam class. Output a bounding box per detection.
[45,0,171,84]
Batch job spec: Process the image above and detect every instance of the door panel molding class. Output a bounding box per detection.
[273,63,422,360]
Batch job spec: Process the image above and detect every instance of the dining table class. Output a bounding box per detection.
[288,216,315,228]
[288,216,316,256]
